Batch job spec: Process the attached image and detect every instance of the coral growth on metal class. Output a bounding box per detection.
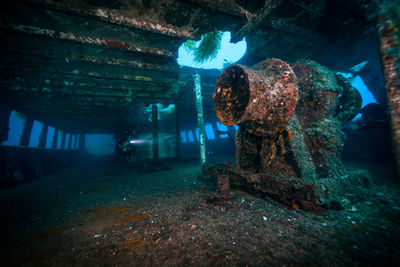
[211,58,366,211]
[213,58,298,136]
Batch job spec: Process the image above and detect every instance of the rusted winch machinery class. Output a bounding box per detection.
[210,58,371,211]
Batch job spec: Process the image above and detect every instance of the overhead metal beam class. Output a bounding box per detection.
[1,23,174,57]
[231,0,283,43]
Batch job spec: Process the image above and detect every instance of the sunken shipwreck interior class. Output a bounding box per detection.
[1,0,400,265]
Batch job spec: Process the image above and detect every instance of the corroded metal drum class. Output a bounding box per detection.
[213,58,298,136]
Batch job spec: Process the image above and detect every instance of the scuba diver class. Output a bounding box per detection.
[115,129,138,162]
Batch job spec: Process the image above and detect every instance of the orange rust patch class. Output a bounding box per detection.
[119,240,143,250]
[105,206,133,215]
[33,227,68,239]
[117,213,147,222]
[106,40,126,49]
[288,130,293,140]
[81,206,108,213]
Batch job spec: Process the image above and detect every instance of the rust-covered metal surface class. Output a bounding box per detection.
[213,59,298,136]
[378,12,400,175]
[211,59,367,210]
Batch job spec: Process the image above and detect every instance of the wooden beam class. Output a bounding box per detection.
[152,104,159,164]
[19,116,33,147]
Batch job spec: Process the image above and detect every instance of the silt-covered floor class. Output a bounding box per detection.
[1,158,400,266]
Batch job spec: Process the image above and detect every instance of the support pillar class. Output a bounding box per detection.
[79,133,86,150]
[193,73,206,168]
[175,104,181,159]
[19,116,34,147]
[67,134,72,150]
[60,131,66,149]
[74,134,79,149]
[38,123,48,148]
[152,104,159,163]
[51,129,59,149]
[0,105,11,143]
[211,122,221,139]
[378,10,400,176]
[186,130,190,142]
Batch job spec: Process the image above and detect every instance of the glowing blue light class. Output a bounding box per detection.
[1,111,24,146]
[205,124,215,140]
[187,130,194,142]
[180,131,187,143]
[216,122,229,138]
[29,120,43,147]
[177,32,247,69]
[337,73,377,121]
[46,126,55,148]
[57,131,63,149]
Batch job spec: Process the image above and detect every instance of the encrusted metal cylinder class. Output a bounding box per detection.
[213,58,298,136]
[291,60,343,128]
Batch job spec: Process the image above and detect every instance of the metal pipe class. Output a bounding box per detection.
[193,73,207,167]
[152,104,159,163]
[213,58,298,136]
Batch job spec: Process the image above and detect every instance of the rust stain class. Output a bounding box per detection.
[105,206,133,215]
[81,206,109,213]
[106,40,127,49]
[117,213,148,222]
[119,240,143,250]
[288,130,293,140]
[32,227,68,239]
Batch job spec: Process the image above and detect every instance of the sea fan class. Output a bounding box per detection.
[183,31,223,63]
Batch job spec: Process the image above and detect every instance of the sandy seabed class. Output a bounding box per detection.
[1,158,399,266]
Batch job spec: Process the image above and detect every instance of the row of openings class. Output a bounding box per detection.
[2,111,80,149]
[180,122,239,143]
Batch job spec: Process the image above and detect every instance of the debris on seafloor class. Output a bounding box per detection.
[119,240,144,250]
[208,58,369,212]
